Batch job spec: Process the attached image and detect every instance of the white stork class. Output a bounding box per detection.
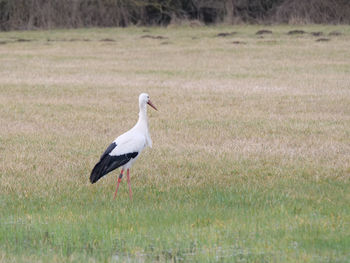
[90,93,157,199]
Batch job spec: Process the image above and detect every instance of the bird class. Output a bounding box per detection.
[90,93,157,199]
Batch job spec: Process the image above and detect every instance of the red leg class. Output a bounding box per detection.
[127,169,133,200]
[113,169,124,200]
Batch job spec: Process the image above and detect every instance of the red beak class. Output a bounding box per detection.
[147,100,158,111]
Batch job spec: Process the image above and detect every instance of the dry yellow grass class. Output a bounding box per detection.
[1,26,349,190]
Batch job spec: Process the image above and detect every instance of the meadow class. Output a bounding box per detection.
[0,25,349,262]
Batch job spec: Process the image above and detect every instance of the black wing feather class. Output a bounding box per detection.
[99,142,117,161]
[90,143,138,184]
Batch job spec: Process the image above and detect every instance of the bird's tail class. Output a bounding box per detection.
[90,161,104,183]
[90,157,110,184]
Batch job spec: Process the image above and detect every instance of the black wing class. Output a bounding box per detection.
[99,142,117,161]
[90,142,138,184]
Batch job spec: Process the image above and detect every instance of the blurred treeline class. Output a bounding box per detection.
[1,0,349,30]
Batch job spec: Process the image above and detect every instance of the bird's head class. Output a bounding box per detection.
[139,93,157,111]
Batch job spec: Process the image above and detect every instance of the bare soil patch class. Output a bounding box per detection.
[329,31,342,36]
[100,38,116,42]
[46,38,90,42]
[288,30,305,35]
[316,38,330,42]
[17,38,32,42]
[256,30,272,35]
[232,41,246,45]
[217,32,237,37]
[310,32,323,36]
[141,35,168,40]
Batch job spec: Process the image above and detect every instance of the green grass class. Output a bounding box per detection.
[2,182,349,262]
[0,25,350,262]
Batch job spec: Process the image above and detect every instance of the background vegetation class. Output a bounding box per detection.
[1,0,350,30]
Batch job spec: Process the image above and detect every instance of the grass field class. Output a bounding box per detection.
[0,25,349,262]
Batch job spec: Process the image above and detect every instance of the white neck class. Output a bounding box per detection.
[134,100,152,147]
[135,102,148,130]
